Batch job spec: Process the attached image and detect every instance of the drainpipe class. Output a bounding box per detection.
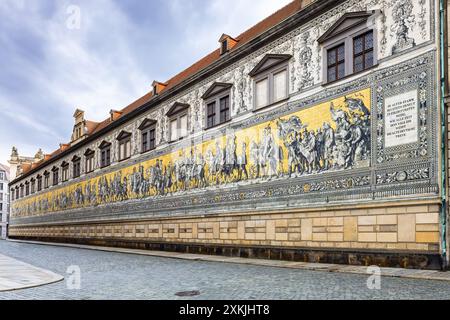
[439,0,448,270]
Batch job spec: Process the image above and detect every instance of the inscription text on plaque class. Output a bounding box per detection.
[384,90,418,148]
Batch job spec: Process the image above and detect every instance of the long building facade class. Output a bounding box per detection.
[8,0,450,269]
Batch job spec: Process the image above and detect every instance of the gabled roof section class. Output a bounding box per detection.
[219,33,238,43]
[84,148,95,156]
[249,54,292,77]
[318,10,376,43]
[152,81,168,95]
[138,118,157,130]
[201,82,233,100]
[116,130,132,140]
[166,102,190,117]
[99,140,112,149]
[219,34,239,54]
[73,108,84,118]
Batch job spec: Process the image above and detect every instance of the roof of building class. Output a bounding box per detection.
[18,0,313,178]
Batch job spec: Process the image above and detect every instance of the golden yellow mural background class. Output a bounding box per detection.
[13,88,371,217]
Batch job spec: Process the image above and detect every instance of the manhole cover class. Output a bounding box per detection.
[175,290,201,297]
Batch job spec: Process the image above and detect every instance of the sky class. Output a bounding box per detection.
[0,0,292,166]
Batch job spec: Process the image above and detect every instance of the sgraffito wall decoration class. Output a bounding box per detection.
[10,49,439,228]
[12,89,371,217]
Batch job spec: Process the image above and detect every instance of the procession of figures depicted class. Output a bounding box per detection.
[15,97,371,216]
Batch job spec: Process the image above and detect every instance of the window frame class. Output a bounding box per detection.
[321,26,377,85]
[141,124,157,154]
[169,111,189,142]
[221,39,228,54]
[37,175,42,192]
[61,162,69,182]
[43,172,50,189]
[30,178,36,194]
[252,63,289,111]
[84,150,95,174]
[99,143,112,168]
[72,157,81,178]
[352,30,374,74]
[117,133,132,162]
[326,43,346,83]
[204,90,231,130]
[52,167,59,186]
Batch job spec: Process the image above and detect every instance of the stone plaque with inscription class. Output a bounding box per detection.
[384,90,418,148]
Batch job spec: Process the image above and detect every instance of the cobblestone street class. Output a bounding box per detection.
[1,240,450,300]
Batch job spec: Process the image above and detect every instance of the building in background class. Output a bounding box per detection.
[7,0,450,269]
[0,164,10,239]
[8,147,44,181]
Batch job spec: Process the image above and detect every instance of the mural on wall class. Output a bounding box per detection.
[12,89,371,217]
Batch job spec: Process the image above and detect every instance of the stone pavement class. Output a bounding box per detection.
[0,251,63,292]
[9,239,450,282]
[2,240,450,299]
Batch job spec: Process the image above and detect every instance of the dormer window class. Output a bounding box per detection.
[152,81,168,96]
[318,11,378,84]
[117,131,132,161]
[166,102,190,142]
[110,110,123,122]
[249,54,291,110]
[219,34,238,55]
[221,39,228,54]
